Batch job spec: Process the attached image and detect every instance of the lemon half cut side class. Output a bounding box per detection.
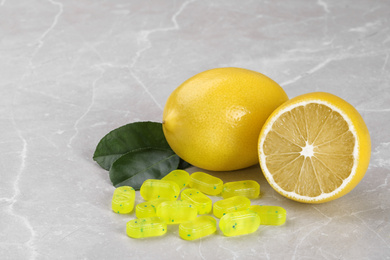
[258,92,371,203]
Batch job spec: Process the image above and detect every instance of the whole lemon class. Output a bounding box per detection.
[162,67,288,171]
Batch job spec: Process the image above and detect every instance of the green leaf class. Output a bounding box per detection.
[93,121,192,189]
[93,121,172,170]
[109,148,180,190]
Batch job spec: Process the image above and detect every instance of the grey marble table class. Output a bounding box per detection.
[1,0,389,259]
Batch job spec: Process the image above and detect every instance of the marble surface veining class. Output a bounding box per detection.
[1,0,390,259]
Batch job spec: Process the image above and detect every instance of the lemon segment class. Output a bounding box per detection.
[258,92,371,203]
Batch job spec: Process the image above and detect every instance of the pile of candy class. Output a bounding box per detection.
[111,170,286,240]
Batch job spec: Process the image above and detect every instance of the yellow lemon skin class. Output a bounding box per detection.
[258,92,371,203]
[162,67,288,171]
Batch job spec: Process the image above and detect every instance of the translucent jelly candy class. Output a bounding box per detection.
[221,180,260,199]
[188,172,223,196]
[249,205,287,225]
[135,199,169,218]
[213,195,251,218]
[181,188,212,214]
[162,169,190,189]
[219,209,261,237]
[126,217,167,239]
[111,186,135,214]
[140,179,180,201]
[179,216,217,241]
[156,200,197,224]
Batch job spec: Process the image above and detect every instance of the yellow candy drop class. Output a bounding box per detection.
[162,169,190,189]
[219,209,260,237]
[181,188,212,214]
[111,186,135,214]
[135,199,169,218]
[221,180,260,199]
[188,172,223,196]
[156,200,197,224]
[213,195,250,218]
[126,217,167,239]
[249,205,286,225]
[140,179,180,201]
[179,216,217,240]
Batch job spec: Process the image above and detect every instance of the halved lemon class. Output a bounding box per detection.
[258,92,371,203]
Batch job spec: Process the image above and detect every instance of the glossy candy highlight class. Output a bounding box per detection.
[221,180,260,199]
[249,205,287,225]
[140,179,180,201]
[219,209,261,237]
[126,217,167,239]
[181,188,212,214]
[188,172,223,196]
[111,186,135,214]
[213,195,251,218]
[162,170,190,189]
[157,200,197,224]
[179,216,217,240]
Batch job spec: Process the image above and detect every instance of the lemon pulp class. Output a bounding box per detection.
[259,92,371,203]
